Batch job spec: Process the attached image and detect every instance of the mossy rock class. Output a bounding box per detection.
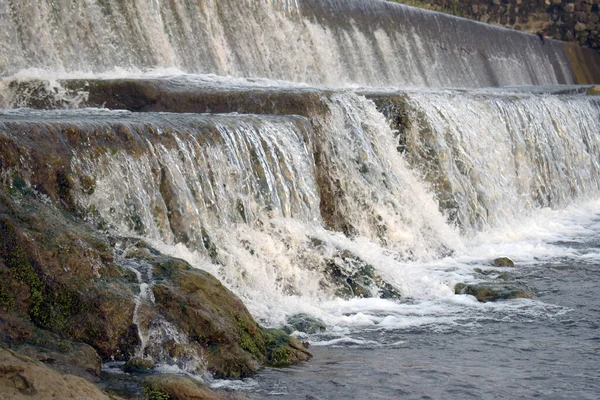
[455,282,532,302]
[147,252,311,378]
[0,189,310,379]
[586,86,600,95]
[0,191,139,361]
[492,257,515,268]
[283,313,326,334]
[122,357,155,373]
[0,312,102,382]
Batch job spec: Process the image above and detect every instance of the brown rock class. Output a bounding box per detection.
[587,86,600,95]
[0,348,112,400]
[142,374,251,400]
[455,283,533,302]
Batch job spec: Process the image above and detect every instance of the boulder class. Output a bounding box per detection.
[324,250,401,299]
[0,191,140,361]
[0,124,312,395]
[0,186,311,393]
[0,348,115,400]
[148,253,311,378]
[0,312,102,382]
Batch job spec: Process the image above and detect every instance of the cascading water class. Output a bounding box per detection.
[1,0,600,398]
[56,94,464,326]
[1,0,599,87]
[399,90,600,232]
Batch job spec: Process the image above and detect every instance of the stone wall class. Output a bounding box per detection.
[391,0,599,50]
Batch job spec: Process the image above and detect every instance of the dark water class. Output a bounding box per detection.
[252,222,600,399]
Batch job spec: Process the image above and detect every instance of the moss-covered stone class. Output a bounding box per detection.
[493,257,515,268]
[283,313,327,335]
[0,97,315,396]
[123,357,155,373]
[0,312,102,382]
[587,86,600,95]
[0,191,139,361]
[455,282,532,302]
[148,253,311,378]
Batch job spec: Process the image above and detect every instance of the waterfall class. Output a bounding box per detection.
[0,90,468,322]
[397,90,600,232]
[1,0,600,394]
[63,93,462,321]
[2,79,600,325]
[1,0,598,87]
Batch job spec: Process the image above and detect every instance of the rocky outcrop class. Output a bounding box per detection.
[390,0,600,51]
[323,250,402,299]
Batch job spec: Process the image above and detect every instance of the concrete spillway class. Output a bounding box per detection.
[1,0,598,87]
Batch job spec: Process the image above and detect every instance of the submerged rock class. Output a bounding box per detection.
[473,268,510,281]
[283,313,327,334]
[455,282,532,302]
[323,250,401,299]
[122,357,154,373]
[493,257,515,268]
